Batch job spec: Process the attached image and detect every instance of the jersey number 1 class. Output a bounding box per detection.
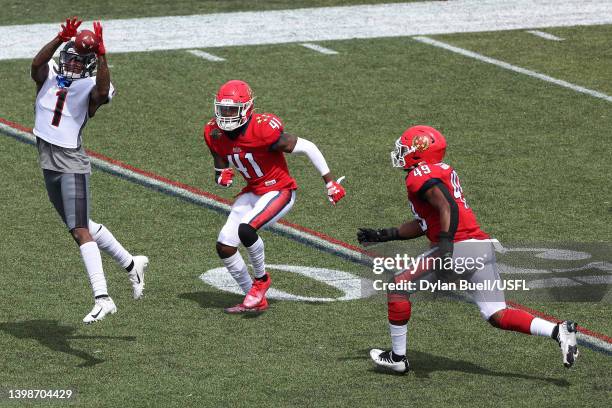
[228,153,264,179]
[51,89,68,127]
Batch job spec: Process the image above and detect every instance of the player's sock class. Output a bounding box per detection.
[387,299,411,358]
[496,308,535,334]
[79,241,108,298]
[389,323,407,358]
[222,252,252,293]
[238,223,266,279]
[246,237,266,279]
[89,220,133,270]
[530,317,557,337]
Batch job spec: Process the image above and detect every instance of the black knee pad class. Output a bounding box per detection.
[238,223,258,247]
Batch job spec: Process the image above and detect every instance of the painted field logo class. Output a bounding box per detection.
[200,264,375,302]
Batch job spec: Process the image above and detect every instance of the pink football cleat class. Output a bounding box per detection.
[242,273,272,308]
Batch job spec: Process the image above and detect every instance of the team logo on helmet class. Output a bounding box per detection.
[412,134,430,152]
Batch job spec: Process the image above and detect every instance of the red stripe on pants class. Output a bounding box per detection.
[249,190,293,229]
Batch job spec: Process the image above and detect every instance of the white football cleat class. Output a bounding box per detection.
[128,255,148,300]
[83,296,117,324]
[370,349,409,374]
[556,320,579,368]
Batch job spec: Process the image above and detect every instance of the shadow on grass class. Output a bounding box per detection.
[178,291,281,318]
[343,348,570,387]
[0,320,136,368]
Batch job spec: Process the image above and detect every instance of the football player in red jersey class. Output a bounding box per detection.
[204,80,345,313]
[358,125,578,373]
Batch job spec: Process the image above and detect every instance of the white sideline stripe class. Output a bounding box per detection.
[1,122,610,354]
[526,30,564,41]
[2,0,612,60]
[301,43,338,55]
[577,333,612,355]
[186,50,225,61]
[412,36,612,103]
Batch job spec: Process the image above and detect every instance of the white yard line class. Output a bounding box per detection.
[1,0,611,60]
[526,30,564,41]
[186,49,226,61]
[301,43,338,55]
[412,36,612,103]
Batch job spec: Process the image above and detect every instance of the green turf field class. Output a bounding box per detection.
[0,2,610,407]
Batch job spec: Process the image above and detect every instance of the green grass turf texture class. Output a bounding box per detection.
[0,21,611,408]
[0,0,419,25]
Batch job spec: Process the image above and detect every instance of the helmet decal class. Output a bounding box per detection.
[412,134,430,152]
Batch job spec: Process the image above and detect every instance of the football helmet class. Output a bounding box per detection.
[214,80,254,131]
[391,125,447,169]
[58,40,97,83]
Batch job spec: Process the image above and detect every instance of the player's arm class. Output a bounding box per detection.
[31,17,81,88]
[357,220,425,246]
[89,21,111,117]
[422,183,458,257]
[208,147,234,188]
[271,132,346,204]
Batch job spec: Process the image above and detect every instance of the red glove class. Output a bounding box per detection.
[93,21,106,56]
[326,176,346,205]
[58,17,82,42]
[216,168,234,188]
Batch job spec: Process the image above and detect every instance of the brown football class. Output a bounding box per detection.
[74,30,98,55]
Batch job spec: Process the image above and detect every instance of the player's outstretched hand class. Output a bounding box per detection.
[326,176,346,205]
[357,227,399,246]
[58,17,82,42]
[216,168,234,188]
[93,21,106,55]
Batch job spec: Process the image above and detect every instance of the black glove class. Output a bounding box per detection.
[437,231,454,259]
[357,227,399,245]
[435,231,455,280]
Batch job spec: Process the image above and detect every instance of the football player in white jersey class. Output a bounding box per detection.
[31,17,149,324]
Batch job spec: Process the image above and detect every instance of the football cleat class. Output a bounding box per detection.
[128,255,148,300]
[242,273,271,308]
[556,320,579,368]
[83,296,117,324]
[224,297,269,314]
[370,349,410,374]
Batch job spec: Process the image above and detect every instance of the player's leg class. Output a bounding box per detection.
[88,219,148,299]
[370,248,437,373]
[238,189,296,308]
[464,241,578,367]
[47,171,116,323]
[217,193,256,296]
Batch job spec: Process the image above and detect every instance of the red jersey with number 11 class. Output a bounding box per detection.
[204,113,298,195]
[405,162,489,243]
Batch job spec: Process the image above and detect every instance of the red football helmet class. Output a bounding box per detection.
[214,80,254,131]
[391,125,447,169]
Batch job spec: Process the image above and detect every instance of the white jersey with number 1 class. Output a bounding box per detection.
[33,60,115,148]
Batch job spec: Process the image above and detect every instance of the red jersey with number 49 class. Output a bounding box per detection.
[406,163,489,243]
[204,113,298,195]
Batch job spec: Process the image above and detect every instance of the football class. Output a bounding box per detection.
[74,29,98,54]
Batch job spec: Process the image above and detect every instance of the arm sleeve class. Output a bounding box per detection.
[292,137,330,176]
